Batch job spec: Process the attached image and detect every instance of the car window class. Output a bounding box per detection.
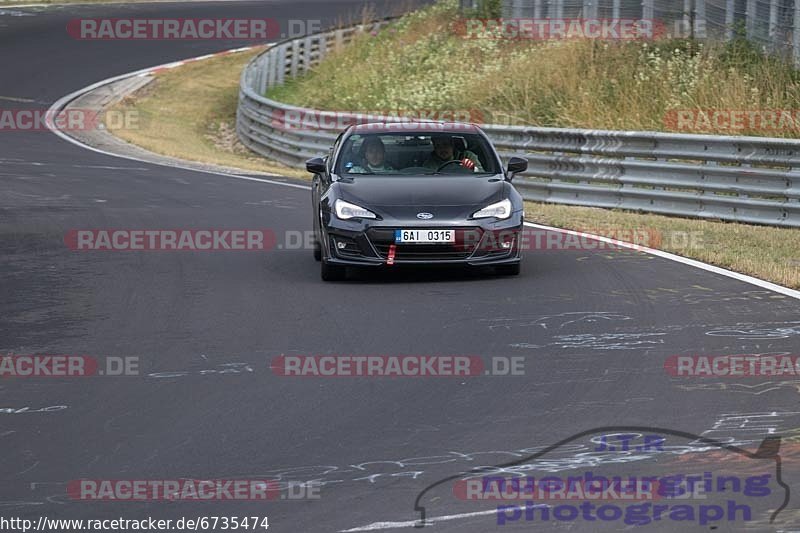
[336,132,500,175]
[328,131,344,173]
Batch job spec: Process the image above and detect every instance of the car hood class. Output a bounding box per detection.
[335,175,505,210]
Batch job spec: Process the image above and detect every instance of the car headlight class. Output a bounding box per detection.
[472,198,512,220]
[334,199,377,220]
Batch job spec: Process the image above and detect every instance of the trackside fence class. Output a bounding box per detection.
[237,20,800,227]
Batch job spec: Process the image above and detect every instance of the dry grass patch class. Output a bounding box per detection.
[107,49,306,179]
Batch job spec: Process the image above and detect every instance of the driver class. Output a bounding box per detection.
[423,134,483,172]
[348,136,394,174]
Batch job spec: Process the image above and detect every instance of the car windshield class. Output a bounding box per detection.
[336,132,501,176]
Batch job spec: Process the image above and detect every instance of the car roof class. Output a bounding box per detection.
[348,121,482,135]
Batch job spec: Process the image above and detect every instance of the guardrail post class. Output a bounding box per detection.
[794,0,800,66]
[303,36,313,72]
[316,35,326,63]
[276,45,287,85]
[725,0,735,40]
[768,0,779,50]
[746,0,757,39]
[682,0,691,38]
[549,0,563,19]
[258,55,268,95]
[534,0,543,19]
[694,0,706,39]
[290,40,300,78]
[642,0,654,24]
[584,0,598,19]
[266,50,276,90]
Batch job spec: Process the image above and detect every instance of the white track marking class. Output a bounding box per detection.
[524,222,800,300]
[45,47,800,299]
[45,45,310,191]
[339,506,535,531]
[0,95,36,102]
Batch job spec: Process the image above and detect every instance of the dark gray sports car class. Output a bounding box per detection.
[306,122,528,281]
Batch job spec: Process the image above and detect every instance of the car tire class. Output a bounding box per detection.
[313,237,321,261]
[496,263,521,276]
[321,261,346,281]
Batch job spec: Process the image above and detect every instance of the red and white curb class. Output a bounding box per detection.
[143,46,258,75]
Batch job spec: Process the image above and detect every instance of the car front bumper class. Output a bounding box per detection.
[321,213,523,267]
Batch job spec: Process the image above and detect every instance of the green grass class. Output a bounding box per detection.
[268,0,800,137]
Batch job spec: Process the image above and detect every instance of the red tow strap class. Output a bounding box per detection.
[387,244,396,265]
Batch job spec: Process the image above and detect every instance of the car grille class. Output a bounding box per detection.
[367,227,482,261]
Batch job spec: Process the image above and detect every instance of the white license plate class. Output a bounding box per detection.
[394,229,455,244]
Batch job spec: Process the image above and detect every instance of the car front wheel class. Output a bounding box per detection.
[313,237,321,261]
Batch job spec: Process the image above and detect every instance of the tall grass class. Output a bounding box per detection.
[269,0,800,137]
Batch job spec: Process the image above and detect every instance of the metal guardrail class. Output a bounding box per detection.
[501,0,800,66]
[237,22,800,227]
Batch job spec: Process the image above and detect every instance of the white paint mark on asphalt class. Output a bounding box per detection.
[678,381,800,395]
[339,506,542,531]
[147,362,253,379]
[71,164,150,171]
[0,501,44,508]
[510,332,666,350]
[700,411,800,440]
[0,406,67,414]
[479,311,632,331]
[705,323,800,339]
[550,332,667,350]
[0,95,36,103]
[0,9,35,17]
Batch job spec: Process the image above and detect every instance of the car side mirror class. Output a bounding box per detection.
[306,157,326,174]
[506,157,528,181]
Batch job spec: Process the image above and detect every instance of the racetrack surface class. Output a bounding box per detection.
[1,2,800,531]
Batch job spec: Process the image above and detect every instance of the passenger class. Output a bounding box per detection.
[423,134,483,172]
[348,136,395,174]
